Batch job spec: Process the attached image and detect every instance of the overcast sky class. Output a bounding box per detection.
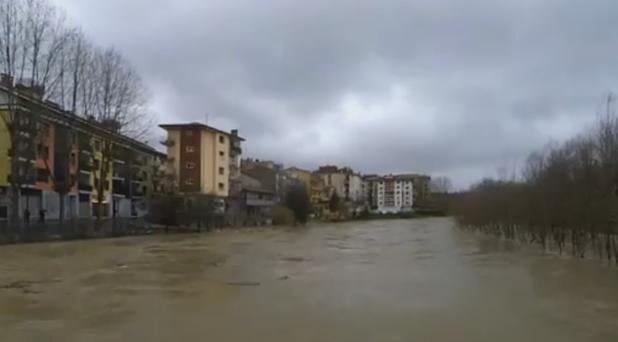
[54,0,618,188]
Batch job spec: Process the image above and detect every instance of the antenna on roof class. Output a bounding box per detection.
[204,112,209,125]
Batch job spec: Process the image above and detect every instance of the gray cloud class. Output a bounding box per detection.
[55,0,618,188]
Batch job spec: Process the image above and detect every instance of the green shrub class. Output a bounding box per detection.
[272,205,295,226]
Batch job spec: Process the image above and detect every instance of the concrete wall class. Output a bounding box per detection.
[201,131,215,194]
[321,172,346,199]
[200,131,229,197]
[40,191,79,220]
[214,133,229,197]
[349,174,363,202]
[115,197,131,217]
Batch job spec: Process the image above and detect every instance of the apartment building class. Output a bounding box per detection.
[365,174,415,214]
[159,122,244,198]
[285,167,312,192]
[317,166,363,202]
[241,159,296,202]
[0,75,165,221]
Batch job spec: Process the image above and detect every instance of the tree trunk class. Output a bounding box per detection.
[58,192,66,237]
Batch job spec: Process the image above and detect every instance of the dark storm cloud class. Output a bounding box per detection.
[56,0,618,188]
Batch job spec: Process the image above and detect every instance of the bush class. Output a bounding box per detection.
[272,205,295,226]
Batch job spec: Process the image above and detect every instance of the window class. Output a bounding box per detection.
[38,123,50,138]
[93,140,100,150]
[186,162,195,169]
[94,159,100,169]
[37,144,49,159]
[36,168,49,182]
[71,153,76,165]
[185,145,195,153]
[219,167,225,175]
[0,206,8,219]
[219,151,225,157]
[218,182,225,190]
[219,135,225,143]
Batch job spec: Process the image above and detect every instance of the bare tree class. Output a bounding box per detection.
[66,29,89,113]
[0,0,24,77]
[88,47,150,224]
[1,0,153,235]
[0,0,29,234]
[430,176,452,194]
[454,95,618,265]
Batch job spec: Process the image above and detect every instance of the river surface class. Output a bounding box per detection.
[1,217,617,341]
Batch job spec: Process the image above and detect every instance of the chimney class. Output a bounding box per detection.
[0,73,14,87]
[231,129,238,136]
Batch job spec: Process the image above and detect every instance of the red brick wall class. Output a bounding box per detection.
[179,128,202,192]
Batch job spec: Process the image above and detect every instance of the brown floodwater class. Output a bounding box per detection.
[1,217,617,341]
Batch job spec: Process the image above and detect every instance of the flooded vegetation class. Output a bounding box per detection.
[454,106,618,263]
[1,218,617,341]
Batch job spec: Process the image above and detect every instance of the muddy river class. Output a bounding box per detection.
[1,218,617,341]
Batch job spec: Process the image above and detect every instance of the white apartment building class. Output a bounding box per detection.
[366,174,414,214]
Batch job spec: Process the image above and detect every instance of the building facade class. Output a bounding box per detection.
[365,174,415,214]
[317,166,363,203]
[0,75,165,221]
[241,159,296,203]
[159,123,244,198]
[285,167,312,193]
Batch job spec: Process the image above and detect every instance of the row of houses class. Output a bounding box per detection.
[156,133,432,220]
[0,73,431,226]
[284,165,431,216]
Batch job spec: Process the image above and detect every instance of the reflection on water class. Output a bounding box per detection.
[1,218,617,342]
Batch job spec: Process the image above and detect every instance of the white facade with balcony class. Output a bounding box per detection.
[368,175,414,214]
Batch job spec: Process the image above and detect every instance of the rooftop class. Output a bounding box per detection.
[159,122,245,141]
[285,166,312,174]
[0,84,163,157]
[367,173,431,181]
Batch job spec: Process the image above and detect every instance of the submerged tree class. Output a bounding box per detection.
[286,184,310,224]
[454,94,618,264]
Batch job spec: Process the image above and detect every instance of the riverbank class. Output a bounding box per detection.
[0,210,447,246]
[319,209,447,223]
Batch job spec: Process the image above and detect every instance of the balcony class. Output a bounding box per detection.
[78,182,93,192]
[112,179,128,195]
